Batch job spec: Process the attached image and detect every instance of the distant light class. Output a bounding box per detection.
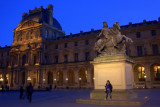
[43,79,45,81]
[79,78,81,81]
[0,78,4,81]
[27,77,31,81]
[144,75,146,78]
[93,77,95,80]
[54,78,56,81]
[66,78,68,81]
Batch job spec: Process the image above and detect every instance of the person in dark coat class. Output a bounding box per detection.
[27,83,33,103]
[19,84,24,99]
[105,80,113,100]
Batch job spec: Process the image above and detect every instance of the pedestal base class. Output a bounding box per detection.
[90,89,137,100]
[91,55,134,90]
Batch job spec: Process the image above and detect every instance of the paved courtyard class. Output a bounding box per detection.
[0,89,160,107]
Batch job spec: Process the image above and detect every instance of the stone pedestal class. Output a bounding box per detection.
[90,89,137,100]
[91,55,134,90]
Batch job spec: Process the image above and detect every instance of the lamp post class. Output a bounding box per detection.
[144,75,147,89]
[79,77,81,89]
[27,76,31,84]
[66,78,68,89]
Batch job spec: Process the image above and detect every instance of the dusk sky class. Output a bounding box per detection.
[0,0,160,47]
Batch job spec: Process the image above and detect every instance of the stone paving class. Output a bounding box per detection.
[0,89,160,107]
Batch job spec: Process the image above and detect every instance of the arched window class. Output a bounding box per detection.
[78,68,87,86]
[48,71,53,84]
[57,70,63,86]
[153,65,160,81]
[67,69,75,86]
[137,66,145,81]
[134,65,146,82]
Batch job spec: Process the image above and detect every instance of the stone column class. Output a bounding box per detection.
[63,69,67,88]
[145,63,151,88]
[86,68,91,88]
[38,69,43,86]
[74,68,79,88]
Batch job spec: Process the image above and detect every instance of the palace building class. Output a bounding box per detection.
[0,5,160,89]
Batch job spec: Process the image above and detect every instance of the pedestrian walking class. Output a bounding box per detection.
[19,84,24,99]
[27,83,33,103]
[105,80,112,100]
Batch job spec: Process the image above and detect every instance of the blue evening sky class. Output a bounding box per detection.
[0,0,159,47]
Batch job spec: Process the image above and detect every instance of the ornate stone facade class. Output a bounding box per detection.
[0,5,160,89]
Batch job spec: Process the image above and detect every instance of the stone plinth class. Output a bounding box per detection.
[90,89,137,100]
[91,55,134,90]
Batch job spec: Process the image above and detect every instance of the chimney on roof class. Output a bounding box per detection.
[143,20,146,23]
[40,6,43,9]
[129,22,132,26]
[70,33,72,35]
[47,5,53,26]
[22,12,28,19]
[158,17,160,22]
[91,29,94,32]
[80,31,83,34]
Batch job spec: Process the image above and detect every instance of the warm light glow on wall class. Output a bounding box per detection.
[27,77,31,81]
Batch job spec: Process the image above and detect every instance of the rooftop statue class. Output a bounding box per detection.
[95,22,133,56]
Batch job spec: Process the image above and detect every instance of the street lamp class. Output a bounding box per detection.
[144,75,147,89]
[27,77,31,81]
[79,77,81,89]
[66,78,68,89]
[0,78,4,82]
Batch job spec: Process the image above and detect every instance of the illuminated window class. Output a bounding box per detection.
[138,66,145,81]
[154,65,160,81]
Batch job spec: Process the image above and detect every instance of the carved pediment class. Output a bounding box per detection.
[15,20,41,31]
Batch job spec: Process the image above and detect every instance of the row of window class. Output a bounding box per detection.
[136,30,157,38]
[45,30,58,39]
[53,52,90,64]
[136,65,160,81]
[55,40,89,49]
[16,31,39,42]
[137,44,159,57]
